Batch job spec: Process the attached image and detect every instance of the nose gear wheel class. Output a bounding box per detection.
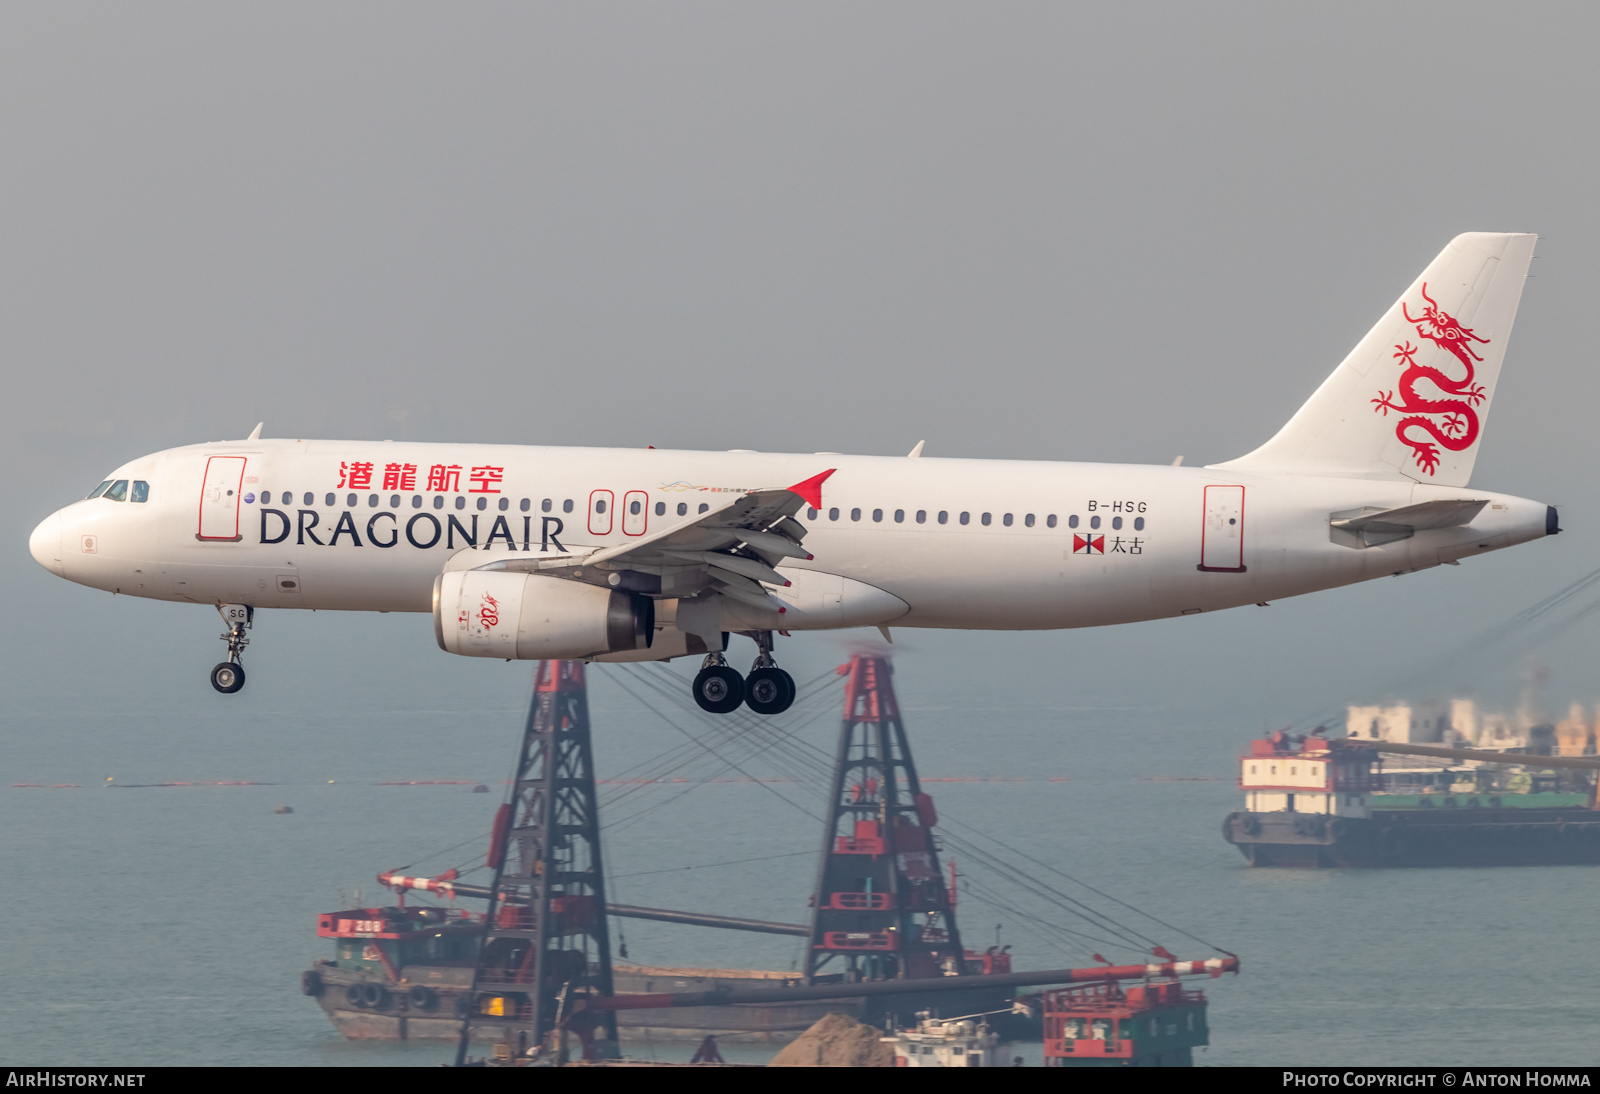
[210,662,245,694]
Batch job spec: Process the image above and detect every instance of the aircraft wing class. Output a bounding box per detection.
[482,469,835,611]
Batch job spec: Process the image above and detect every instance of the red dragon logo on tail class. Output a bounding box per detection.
[1371,283,1489,475]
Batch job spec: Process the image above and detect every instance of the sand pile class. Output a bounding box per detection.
[767,1013,895,1067]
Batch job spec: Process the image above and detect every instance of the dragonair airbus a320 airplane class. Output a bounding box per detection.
[30,233,1557,714]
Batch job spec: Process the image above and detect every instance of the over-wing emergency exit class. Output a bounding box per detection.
[29,234,1558,713]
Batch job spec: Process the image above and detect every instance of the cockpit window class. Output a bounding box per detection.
[103,480,129,502]
[87,481,112,499]
[130,481,150,503]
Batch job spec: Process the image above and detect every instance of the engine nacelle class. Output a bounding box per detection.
[433,571,653,660]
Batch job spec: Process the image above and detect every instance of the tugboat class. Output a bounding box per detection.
[1222,730,1600,867]
[303,902,481,1040]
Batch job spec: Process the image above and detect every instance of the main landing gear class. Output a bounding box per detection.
[211,604,252,695]
[691,632,795,716]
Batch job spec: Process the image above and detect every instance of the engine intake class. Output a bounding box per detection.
[433,571,653,660]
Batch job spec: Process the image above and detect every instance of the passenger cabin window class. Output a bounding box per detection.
[433,495,445,509]
[542,498,552,512]
[851,508,861,521]
[655,502,666,516]
[346,493,357,507]
[455,496,467,510]
[369,494,379,508]
[915,510,926,523]
[829,508,840,521]
[894,509,904,523]
[476,496,488,510]
[1112,516,1122,530]
[698,503,709,514]
[807,507,818,519]
[981,513,991,526]
[498,497,509,511]
[1067,514,1078,528]
[938,511,948,524]
[1047,514,1057,528]
[1024,513,1034,527]
[678,503,688,516]
[519,498,531,512]
[1090,515,1101,529]
[412,495,423,508]
[130,481,150,503]
[325,493,336,506]
[88,480,112,499]
[260,490,272,504]
[959,511,970,525]
[871,508,882,522]
[1134,516,1145,531]
[563,499,574,513]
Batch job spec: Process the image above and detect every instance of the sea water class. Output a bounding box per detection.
[1,666,1595,1067]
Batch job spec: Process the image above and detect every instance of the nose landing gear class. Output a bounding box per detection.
[211,604,252,695]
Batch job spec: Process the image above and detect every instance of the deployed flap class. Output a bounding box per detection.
[1329,498,1488,549]
[1215,233,1537,486]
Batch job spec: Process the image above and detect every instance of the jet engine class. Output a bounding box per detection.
[433,570,653,660]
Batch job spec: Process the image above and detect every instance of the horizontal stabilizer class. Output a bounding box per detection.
[1329,498,1487,549]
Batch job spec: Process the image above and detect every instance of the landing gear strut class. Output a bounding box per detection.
[211,604,252,695]
[743,632,795,716]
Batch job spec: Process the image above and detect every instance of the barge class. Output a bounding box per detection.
[303,893,1023,1042]
[1222,731,1600,867]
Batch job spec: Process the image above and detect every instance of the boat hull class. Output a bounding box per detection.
[1222,808,1600,867]
[311,961,1029,1043]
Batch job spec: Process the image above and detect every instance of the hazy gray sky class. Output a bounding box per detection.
[7,2,1600,728]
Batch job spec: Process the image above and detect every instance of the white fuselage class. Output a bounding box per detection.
[29,438,1553,636]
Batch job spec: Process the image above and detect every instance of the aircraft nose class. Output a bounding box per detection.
[29,511,63,576]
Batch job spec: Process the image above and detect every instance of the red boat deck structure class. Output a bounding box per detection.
[1041,978,1212,1067]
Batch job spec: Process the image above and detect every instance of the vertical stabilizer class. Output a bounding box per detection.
[1214,233,1536,486]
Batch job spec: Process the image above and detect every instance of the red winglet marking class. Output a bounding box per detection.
[787,468,836,510]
